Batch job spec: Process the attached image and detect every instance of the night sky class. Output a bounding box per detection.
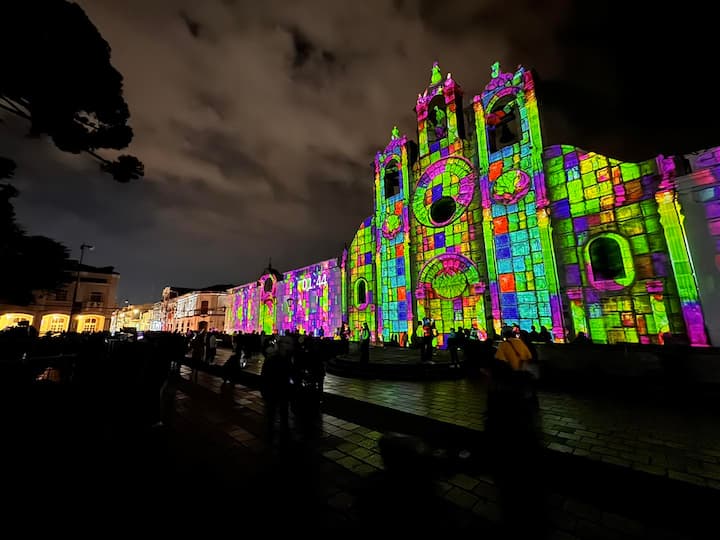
[2,0,717,304]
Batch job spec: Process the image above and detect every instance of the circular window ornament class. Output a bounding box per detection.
[430,196,456,225]
[431,270,468,299]
[492,169,531,205]
[417,253,481,300]
[413,157,476,228]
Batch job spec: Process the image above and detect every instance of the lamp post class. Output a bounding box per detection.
[68,243,94,332]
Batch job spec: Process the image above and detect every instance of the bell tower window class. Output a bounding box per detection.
[384,160,401,198]
[427,95,447,144]
[488,95,519,153]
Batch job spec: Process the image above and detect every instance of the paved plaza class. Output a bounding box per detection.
[213,347,720,492]
[169,365,698,536]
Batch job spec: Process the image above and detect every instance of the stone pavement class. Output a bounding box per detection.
[210,347,720,492]
[172,365,694,537]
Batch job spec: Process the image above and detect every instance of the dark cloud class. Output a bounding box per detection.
[2,0,717,303]
[288,26,315,68]
[178,10,201,38]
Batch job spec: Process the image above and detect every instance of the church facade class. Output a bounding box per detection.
[226,62,717,347]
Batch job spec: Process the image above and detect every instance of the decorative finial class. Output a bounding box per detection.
[491,61,500,79]
[268,257,272,269]
[391,126,400,140]
[431,61,442,85]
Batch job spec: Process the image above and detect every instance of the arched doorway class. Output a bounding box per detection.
[0,313,34,331]
[40,313,69,334]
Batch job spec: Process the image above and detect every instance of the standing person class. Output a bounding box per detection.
[487,330,546,536]
[415,320,424,350]
[261,337,294,442]
[341,322,350,354]
[206,332,217,364]
[528,326,540,343]
[190,329,205,382]
[538,326,553,343]
[495,329,533,372]
[421,319,433,362]
[360,323,371,364]
[447,328,459,367]
[430,320,438,358]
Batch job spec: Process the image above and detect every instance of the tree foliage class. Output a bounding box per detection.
[0,184,71,305]
[0,0,143,181]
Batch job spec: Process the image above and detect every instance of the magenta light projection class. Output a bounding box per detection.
[278,259,343,337]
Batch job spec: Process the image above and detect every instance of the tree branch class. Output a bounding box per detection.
[85,149,110,165]
[0,99,31,121]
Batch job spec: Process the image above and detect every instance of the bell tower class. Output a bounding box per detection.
[473,62,564,338]
[416,61,466,165]
[374,127,416,344]
[410,63,489,347]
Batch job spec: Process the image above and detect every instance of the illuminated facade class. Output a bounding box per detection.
[160,285,230,333]
[0,262,119,333]
[228,62,717,347]
[109,303,154,333]
[225,259,344,337]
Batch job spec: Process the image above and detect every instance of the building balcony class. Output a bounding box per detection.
[176,307,226,318]
[83,301,104,309]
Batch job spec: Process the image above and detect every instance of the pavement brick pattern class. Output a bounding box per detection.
[216,347,720,492]
[173,364,692,537]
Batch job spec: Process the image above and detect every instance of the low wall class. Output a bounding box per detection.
[537,343,720,386]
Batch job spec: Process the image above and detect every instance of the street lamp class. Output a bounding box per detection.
[68,243,94,332]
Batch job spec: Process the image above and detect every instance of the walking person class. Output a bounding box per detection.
[190,330,205,383]
[360,323,371,364]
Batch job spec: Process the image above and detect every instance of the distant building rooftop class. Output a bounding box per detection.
[66,260,119,275]
[165,284,234,296]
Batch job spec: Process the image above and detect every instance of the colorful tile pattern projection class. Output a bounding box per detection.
[226,282,260,334]
[416,62,465,174]
[220,62,713,347]
[473,63,564,339]
[543,146,690,344]
[348,216,377,340]
[277,259,343,336]
[474,64,565,341]
[410,154,487,347]
[374,131,414,343]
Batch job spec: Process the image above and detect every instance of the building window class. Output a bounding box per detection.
[384,160,401,198]
[89,292,104,303]
[355,278,368,309]
[49,316,66,333]
[589,237,625,280]
[264,278,273,293]
[487,95,519,153]
[430,196,457,225]
[427,95,447,144]
[82,317,98,332]
[55,290,68,301]
[585,233,635,289]
[200,300,209,315]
